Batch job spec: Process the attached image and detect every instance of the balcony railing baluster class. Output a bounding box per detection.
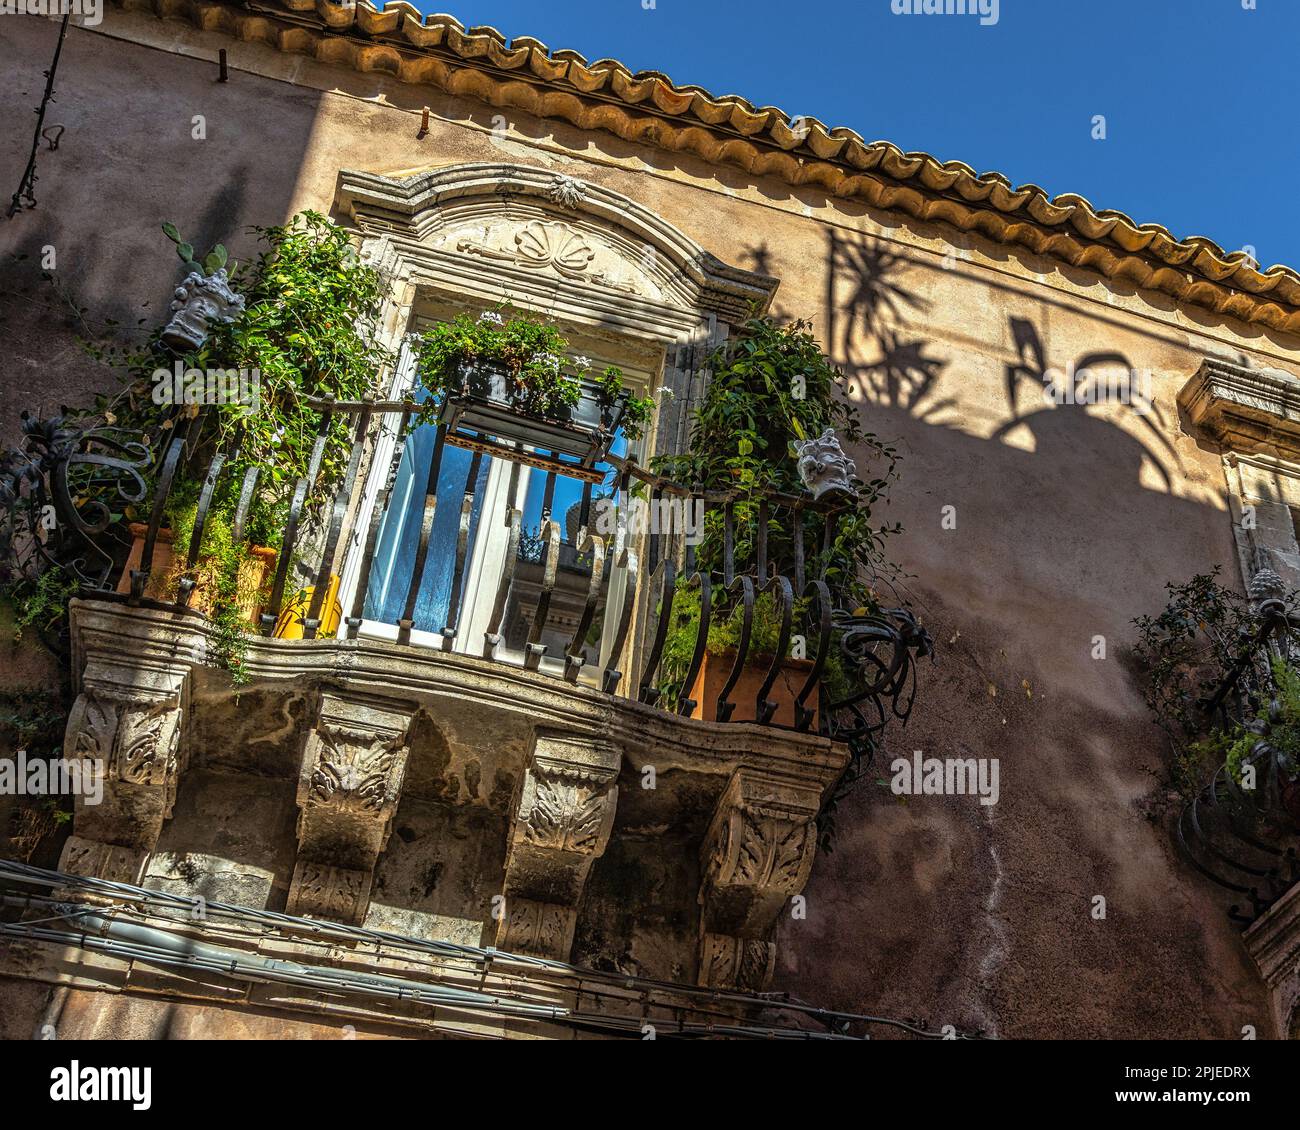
[130,428,188,606]
[397,421,447,647]
[304,403,372,639]
[675,571,712,716]
[441,449,483,650]
[261,406,333,634]
[563,529,606,683]
[177,448,227,609]
[483,488,522,660]
[262,478,307,634]
[637,558,677,707]
[715,574,756,723]
[794,579,832,732]
[755,574,795,724]
[599,501,638,695]
[230,464,260,545]
[524,516,561,671]
[346,408,412,639]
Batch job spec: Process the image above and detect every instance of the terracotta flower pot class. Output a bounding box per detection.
[685,648,818,728]
[116,522,276,624]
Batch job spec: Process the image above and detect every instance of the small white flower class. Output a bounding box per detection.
[269,425,286,448]
[478,311,504,325]
[573,355,591,371]
[656,385,675,401]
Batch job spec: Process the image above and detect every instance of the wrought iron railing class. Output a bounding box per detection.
[1177,595,1300,926]
[9,399,932,763]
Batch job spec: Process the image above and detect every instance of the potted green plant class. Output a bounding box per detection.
[413,310,653,470]
[650,316,904,722]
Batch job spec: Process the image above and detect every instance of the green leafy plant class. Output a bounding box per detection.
[1132,570,1264,797]
[650,316,904,704]
[161,221,229,277]
[6,211,390,663]
[413,310,653,437]
[4,567,79,647]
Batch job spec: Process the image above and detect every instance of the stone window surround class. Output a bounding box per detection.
[328,162,779,683]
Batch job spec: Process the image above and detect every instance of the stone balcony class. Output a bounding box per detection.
[60,597,848,992]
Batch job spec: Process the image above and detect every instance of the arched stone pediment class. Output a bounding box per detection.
[333,162,778,328]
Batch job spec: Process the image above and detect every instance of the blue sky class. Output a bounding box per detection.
[409,0,1298,271]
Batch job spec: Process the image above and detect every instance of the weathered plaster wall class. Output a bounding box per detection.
[2,10,1297,1037]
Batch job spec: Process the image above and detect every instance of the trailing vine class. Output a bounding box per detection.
[651,316,905,709]
[652,316,901,606]
[2,211,391,681]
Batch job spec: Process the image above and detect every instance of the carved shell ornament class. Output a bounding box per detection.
[514,221,596,279]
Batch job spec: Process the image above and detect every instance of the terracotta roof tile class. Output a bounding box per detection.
[111,0,1300,333]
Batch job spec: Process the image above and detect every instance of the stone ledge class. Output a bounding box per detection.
[1178,357,1300,457]
[70,598,849,793]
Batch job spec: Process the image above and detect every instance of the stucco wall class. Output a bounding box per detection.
[2,9,1297,1037]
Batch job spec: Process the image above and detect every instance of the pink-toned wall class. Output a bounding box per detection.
[2,9,1295,1037]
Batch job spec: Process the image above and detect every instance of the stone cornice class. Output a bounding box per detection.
[1177,358,1300,458]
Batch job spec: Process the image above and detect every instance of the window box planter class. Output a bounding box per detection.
[439,360,627,475]
[116,522,276,624]
[684,648,818,729]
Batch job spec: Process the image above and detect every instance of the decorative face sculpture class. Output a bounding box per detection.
[794,427,856,502]
[161,269,245,352]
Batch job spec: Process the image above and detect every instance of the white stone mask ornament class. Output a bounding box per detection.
[161,268,245,352]
[794,427,856,501]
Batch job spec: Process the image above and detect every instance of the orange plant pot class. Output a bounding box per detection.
[116,523,276,625]
[684,648,818,729]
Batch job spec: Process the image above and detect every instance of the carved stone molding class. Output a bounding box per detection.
[498,730,620,957]
[696,769,821,989]
[1179,358,1300,458]
[61,656,189,859]
[287,690,416,923]
[287,861,373,924]
[497,896,577,958]
[1243,880,1300,1038]
[699,932,777,993]
[333,163,780,325]
[57,835,150,885]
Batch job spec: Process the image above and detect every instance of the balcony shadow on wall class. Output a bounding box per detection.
[768,229,1267,1038]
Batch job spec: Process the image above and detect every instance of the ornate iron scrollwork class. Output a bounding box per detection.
[0,412,150,591]
[823,606,935,766]
[1177,600,1300,926]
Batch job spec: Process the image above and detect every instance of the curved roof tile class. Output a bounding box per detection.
[114,0,1300,333]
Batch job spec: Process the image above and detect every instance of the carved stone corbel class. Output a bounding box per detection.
[57,657,189,877]
[696,769,821,990]
[497,730,620,958]
[287,691,415,924]
[1243,881,1300,1038]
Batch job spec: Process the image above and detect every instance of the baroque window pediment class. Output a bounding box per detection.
[333,162,778,325]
